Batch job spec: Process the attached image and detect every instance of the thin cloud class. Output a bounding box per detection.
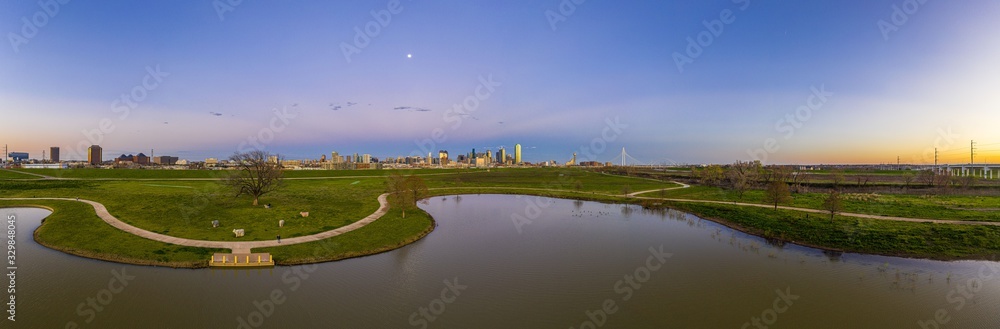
[393,106,432,112]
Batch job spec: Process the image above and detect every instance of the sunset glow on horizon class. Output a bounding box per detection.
[2,1,999,164]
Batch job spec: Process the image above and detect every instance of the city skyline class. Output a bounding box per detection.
[2,1,999,164]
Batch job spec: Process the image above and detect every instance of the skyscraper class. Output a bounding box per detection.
[50,147,60,163]
[439,150,449,165]
[87,145,102,165]
[514,144,522,164]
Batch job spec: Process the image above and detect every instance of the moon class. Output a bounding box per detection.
[407,53,412,58]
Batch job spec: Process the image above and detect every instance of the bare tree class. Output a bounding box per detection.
[918,170,936,187]
[788,171,808,193]
[386,173,429,218]
[726,161,757,200]
[830,170,845,189]
[960,174,977,190]
[224,150,284,206]
[758,166,790,188]
[855,172,874,187]
[822,190,842,221]
[902,172,915,189]
[936,171,954,188]
[697,165,725,187]
[763,181,792,210]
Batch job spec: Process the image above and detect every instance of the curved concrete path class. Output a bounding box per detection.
[624,182,1000,226]
[432,183,1000,226]
[633,196,1000,226]
[0,194,390,253]
[628,181,690,197]
[6,181,999,256]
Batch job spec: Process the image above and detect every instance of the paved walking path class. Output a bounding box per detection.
[0,168,51,179]
[0,194,390,253]
[5,181,999,256]
[627,181,690,196]
[434,183,1000,226]
[625,182,1000,226]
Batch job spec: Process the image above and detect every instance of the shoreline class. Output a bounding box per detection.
[6,189,999,269]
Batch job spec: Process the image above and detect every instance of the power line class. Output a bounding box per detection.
[971,140,977,164]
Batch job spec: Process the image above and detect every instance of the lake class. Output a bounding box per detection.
[5,194,1000,328]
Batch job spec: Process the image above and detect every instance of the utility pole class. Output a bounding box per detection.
[897,156,900,170]
[971,140,976,164]
[934,148,938,172]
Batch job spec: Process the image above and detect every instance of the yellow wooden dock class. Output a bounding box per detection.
[210,253,275,267]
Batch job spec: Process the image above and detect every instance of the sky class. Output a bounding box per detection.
[1,0,999,165]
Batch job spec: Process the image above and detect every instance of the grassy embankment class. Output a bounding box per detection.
[664,202,1000,260]
[5,166,1000,263]
[640,185,1000,222]
[0,168,672,267]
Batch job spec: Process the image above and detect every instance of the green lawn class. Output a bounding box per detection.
[258,209,433,265]
[0,167,677,267]
[666,202,1000,260]
[6,166,999,264]
[0,169,41,179]
[425,167,678,194]
[2,200,224,267]
[648,185,1000,222]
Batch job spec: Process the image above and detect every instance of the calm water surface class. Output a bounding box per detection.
[6,194,1000,328]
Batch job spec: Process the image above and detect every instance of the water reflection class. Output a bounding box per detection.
[6,195,1000,328]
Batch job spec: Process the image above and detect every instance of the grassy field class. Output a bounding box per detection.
[4,166,1000,264]
[0,169,40,179]
[258,210,434,265]
[8,167,464,179]
[664,202,1000,260]
[1,200,224,267]
[645,185,1000,222]
[0,167,678,267]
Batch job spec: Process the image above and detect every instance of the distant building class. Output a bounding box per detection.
[22,163,67,169]
[134,153,149,165]
[87,145,102,165]
[565,152,577,166]
[205,158,218,166]
[498,147,506,164]
[8,152,28,162]
[514,144,522,164]
[362,154,372,164]
[153,156,179,165]
[439,150,449,165]
[50,147,60,163]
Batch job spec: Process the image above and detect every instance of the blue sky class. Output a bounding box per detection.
[2,0,999,164]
